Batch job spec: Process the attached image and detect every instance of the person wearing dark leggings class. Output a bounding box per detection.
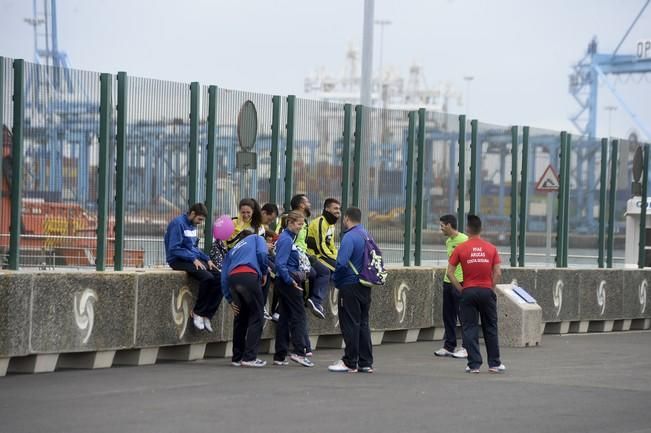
[221,231,269,368]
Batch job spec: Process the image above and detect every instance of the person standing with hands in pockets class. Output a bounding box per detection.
[447,214,505,374]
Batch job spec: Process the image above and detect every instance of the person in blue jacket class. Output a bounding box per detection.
[272,210,314,368]
[328,207,374,373]
[220,230,269,368]
[164,203,223,333]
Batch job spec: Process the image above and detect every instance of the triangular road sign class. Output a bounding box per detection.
[535,164,560,192]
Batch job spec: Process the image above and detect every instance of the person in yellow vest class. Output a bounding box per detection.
[435,214,469,359]
[306,198,341,319]
[226,198,264,250]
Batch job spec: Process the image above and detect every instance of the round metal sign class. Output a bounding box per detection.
[237,100,258,151]
[633,146,643,182]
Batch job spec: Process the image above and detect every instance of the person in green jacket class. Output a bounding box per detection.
[434,214,469,359]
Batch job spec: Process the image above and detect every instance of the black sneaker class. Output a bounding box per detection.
[358,366,374,373]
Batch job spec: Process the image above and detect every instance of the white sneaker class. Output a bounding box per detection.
[434,347,454,357]
[290,353,315,367]
[328,359,357,373]
[241,359,267,368]
[488,363,506,373]
[192,314,205,331]
[452,348,468,359]
[231,361,241,367]
[203,317,214,332]
[465,366,480,374]
[273,359,289,366]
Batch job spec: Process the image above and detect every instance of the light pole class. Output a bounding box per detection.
[463,76,474,118]
[374,19,392,86]
[605,105,617,138]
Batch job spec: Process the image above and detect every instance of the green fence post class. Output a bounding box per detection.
[8,59,25,270]
[204,85,218,253]
[341,104,353,212]
[269,95,281,205]
[510,126,519,267]
[403,111,416,267]
[415,108,426,266]
[114,71,127,270]
[188,81,200,207]
[563,134,572,267]
[457,115,466,233]
[96,73,112,271]
[556,132,567,268]
[598,137,608,268]
[639,143,649,268]
[518,126,530,267]
[469,119,479,215]
[284,95,296,211]
[607,139,619,268]
[352,104,363,207]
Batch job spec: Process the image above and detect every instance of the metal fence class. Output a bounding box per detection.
[1,56,648,270]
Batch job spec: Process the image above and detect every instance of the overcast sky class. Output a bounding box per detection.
[1,0,650,139]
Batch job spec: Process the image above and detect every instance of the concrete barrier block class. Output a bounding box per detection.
[371,268,435,332]
[157,344,206,361]
[0,358,9,376]
[0,273,33,358]
[8,354,59,374]
[622,271,649,320]
[612,319,632,331]
[316,334,344,349]
[57,350,116,369]
[205,341,232,358]
[30,273,137,354]
[577,269,623,321]
[495,284,543,347]
[631,318,651,330]
[134,273,226,348]
[382,329,420,343]
[370,331,384,346]
[530,268,580,323]
[588,320,614,332]
[417,327,436,341]
[543,321,570,335]
[113,348,159,366]
[569,320,589,333]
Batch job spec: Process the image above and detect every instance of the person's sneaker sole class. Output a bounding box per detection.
[290,354,314,368]
[241,360,267,368]
[434,349,453,357]
[307,299,326,319]
[488,365,506,374]
[465,366,480,374]
[231,361,242,367]
[273,360,289,366]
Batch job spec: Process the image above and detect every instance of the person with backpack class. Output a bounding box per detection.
[220,230,269,368]
[328,207,386,373]
[306,198,341,319]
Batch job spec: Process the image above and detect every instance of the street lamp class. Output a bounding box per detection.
[374,19,392,85]
[463,76,474,117]
[605,105,617,138]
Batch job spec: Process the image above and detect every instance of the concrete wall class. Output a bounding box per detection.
[1,267,650,375]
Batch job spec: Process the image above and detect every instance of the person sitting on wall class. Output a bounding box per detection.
[164,203,224,332]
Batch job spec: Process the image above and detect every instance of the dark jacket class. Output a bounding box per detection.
[164,214,210,265]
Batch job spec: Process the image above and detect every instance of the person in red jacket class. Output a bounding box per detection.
[447,214,505,374]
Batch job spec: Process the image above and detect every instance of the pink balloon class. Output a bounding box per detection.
[212,215,235,240]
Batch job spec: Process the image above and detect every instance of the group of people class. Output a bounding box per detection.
[163,194,377,373]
